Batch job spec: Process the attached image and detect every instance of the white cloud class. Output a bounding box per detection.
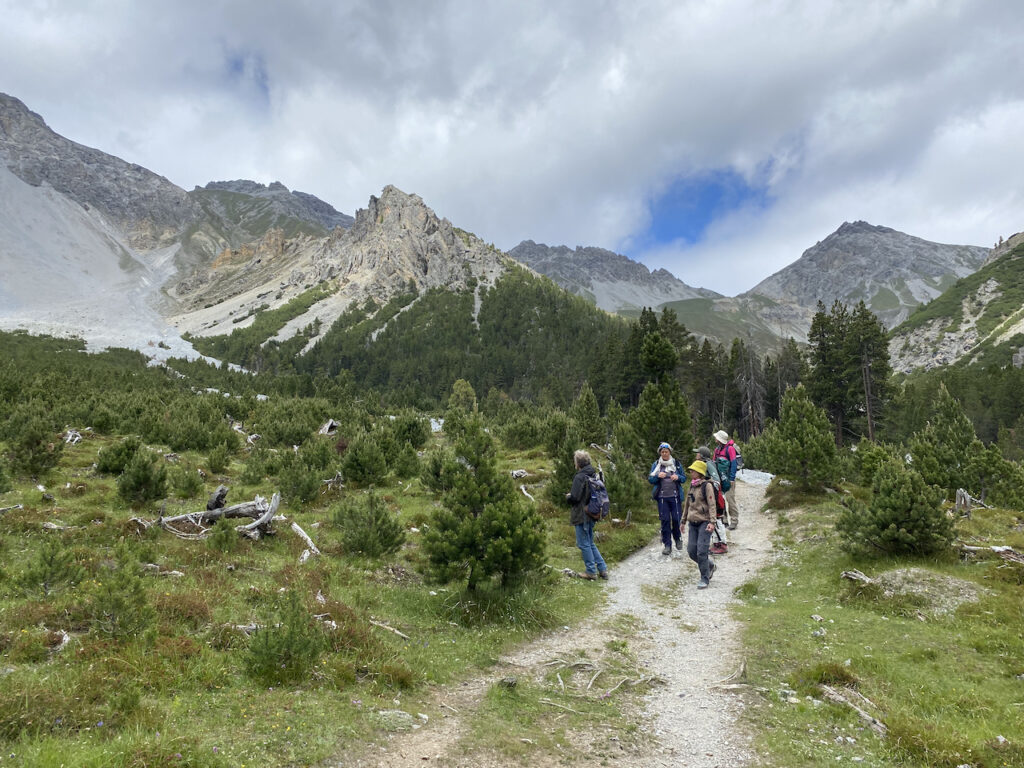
[1,0,1022,295]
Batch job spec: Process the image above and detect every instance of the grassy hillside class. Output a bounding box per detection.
[892,241,1024,368]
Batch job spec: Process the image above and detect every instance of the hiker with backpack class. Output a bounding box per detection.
[713,430,741,530]
[648,442,684,556]
[682,459,718,589]
[696,445,729,554]
[565,449,608,581]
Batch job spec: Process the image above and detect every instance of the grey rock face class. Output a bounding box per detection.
[199,180,354,231]
[746,221,989,329]
[318,184,506,297]
[509,240,718,312]
[0,92,200,249]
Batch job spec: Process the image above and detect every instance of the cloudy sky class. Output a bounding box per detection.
[1,0,1022,294]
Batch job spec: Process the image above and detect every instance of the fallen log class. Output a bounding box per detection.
[840,569,873,584]
[236,493,281,540]
[820,684,887,737]
[291,520,320,556]
[0,504,24,516]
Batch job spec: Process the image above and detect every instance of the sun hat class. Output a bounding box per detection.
[713,430,729,444]
[658,442,672,452]
[687,460,708,476]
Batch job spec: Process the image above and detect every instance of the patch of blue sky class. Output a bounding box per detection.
[223,49,271,112]
[643,168,771,247]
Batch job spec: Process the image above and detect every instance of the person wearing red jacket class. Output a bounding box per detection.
[713,430,740,530]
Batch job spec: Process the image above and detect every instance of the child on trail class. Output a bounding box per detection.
[683,459,717,589]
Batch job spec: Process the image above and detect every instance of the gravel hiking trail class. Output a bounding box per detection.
[345,476,773,768]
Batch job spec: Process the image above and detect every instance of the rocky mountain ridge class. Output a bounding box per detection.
[508,240,719,313]
[746,221,989,329]
[889,240,1024,372]
[0,93,199,250]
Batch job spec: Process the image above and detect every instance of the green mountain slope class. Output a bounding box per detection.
[890,241,1024,371]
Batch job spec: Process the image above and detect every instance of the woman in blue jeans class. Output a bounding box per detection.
[648,442,684,555]
[565,449,608,581]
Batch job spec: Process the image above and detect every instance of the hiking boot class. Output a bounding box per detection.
[697,579,709,590]
[674,538,683,550]
[598,571,609,580]
[662,545,672,556]
[728,521,738,530]
[710,542,728,555]
[580,572,597,580]
[708,561,717,581]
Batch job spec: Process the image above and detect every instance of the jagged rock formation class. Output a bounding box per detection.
[746,221,989,329]
[509,240,719,313]
[0,92,199,249]
[171,185,511,340]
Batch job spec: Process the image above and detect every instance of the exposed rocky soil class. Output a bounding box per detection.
[342,477,772,767]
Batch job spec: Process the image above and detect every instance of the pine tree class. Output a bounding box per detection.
[621,377,692,473]
[836,461,951,556]
[570,382,604,446]
[907,384,977,495]
[845,301,892,441]
[762,384,838,489]
[807,300,851,445]
[5,402,63,478]
[116,449,168,507]
[422,418,545,590]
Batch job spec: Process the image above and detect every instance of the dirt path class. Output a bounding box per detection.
[348,477,773,767]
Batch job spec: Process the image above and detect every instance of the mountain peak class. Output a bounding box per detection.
[747,222,989,327]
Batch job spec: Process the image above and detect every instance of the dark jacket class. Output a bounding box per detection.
[648,457,684,500]
[567,463,596,526]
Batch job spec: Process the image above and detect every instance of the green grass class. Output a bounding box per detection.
[738,485,1024,767]
[0,428,662,766]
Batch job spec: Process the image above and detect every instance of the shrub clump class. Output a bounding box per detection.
[244,592,326,686]
[96,435,142,474]
[116,448,168,507]
[837,461,953,556]
[332,491,406,558]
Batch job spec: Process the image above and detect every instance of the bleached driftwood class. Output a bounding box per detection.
[0,504,23,516]
[820,684,887,737]
[64,429,83,445]
[323,471,345,492]
[160,497,268,528]
[369,618,411,640]
[520,484,535,501]
[290,520,320,556]
[840,569,873,584]
[955,488,992,516]
[42,521,78,532]
[142,563,185,578]
[510,469,528,479]
[236,493,281,540]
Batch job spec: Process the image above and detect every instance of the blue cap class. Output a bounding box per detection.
[658,442,672,452]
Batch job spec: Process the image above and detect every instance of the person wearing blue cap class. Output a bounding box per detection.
[648,442,684,555]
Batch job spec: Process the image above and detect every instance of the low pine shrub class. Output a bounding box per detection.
[243,592,326,686]
[116,448,167,507]
[96,435,142,474]
[836,461,953,556]
[19,537,84,597]
[332,491,406,558]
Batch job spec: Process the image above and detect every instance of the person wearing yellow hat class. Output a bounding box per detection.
[683,459,717,589]
[648,442,684,556]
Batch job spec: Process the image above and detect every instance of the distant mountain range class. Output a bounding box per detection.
[0,90,1013,370]
[508,241,720,313]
